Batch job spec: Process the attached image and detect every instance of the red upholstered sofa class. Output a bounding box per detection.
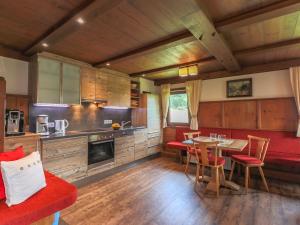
[0,171,77,225]
[166,126,300,173]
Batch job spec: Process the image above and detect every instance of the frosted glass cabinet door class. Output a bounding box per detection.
[38,58,61,104]
[62,63,81,105]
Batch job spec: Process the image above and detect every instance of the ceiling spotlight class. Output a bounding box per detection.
[76,17,85,24]
[42,42,49,48]
[106,62,110,66]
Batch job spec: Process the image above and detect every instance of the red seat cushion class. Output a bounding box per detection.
[0,171,77,225]
[0,146,25,200]
[167,141,187,150]
[232,154,263,165]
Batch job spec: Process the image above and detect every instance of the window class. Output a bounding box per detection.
[168,89,189,125]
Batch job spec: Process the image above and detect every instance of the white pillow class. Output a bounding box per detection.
[0,151,46,206]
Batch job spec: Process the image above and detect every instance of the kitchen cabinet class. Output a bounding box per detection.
[62,63,81,104]
[134,129,148,160]
[95,70,108,101]
[132,94,162,155]
[81,67,96,101]
[115,134,135,166]
[42,136,88,182]
[29,55,81,105]
[37,57,61,104]
[105,70,130,107]
[4,133,40,155]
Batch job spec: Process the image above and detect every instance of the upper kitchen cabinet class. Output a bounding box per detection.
[95,70,108,101]
[62,63,81,105]
[81,67,96,102]
[80,68,108,103]
[37,57,61,104]
[104,69,130,107]
[29,54,81,105]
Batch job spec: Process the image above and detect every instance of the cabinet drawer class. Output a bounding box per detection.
[42,136,88,160]
[147,145,162,155]
[147,136,161,148]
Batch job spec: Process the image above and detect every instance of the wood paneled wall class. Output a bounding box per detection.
[198,97,298,131]
[0,77,6,152]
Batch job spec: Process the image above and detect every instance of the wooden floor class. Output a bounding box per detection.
[61,157,300,225]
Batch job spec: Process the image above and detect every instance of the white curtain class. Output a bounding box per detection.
[290,67,300,137]
[161,84,171,128]
[186,80,202,130]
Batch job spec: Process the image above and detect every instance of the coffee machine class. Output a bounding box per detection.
[36,115,49,135]
[5,110,25,136]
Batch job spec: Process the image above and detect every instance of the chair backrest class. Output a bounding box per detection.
[183,131,201,140]
[193,140,219,167]
[248,135,270,162]
[183,132,201,154]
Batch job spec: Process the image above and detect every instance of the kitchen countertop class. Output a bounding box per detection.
[40,126,146,140]
[5,132,40,139]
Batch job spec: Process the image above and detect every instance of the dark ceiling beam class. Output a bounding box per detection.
[23,0,123,56]
[93,30,195,67]
[129,56,215,77]
[154,58,300,85]
[131,37,300,77]
[0,44,29,61]
[160,0,240,72]
[235,37,300,57]
[215,0,300,32]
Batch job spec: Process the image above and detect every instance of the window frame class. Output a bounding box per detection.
[167,88,190,127]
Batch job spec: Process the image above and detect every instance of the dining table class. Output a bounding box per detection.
[182,136,248,191]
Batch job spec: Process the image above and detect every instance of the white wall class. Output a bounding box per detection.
[0,56,28,95]
[140,77,160,94]
[171,70,293,101]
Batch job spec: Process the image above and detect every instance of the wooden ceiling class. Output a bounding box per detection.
[1,0,300,84]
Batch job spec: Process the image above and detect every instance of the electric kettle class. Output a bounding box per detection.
[54,119,69,134]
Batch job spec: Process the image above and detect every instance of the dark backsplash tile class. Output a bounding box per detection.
[29,103,131,132]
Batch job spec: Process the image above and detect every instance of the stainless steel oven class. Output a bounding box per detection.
[88,138,114,169]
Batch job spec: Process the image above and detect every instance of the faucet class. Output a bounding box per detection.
[121,121,131,129]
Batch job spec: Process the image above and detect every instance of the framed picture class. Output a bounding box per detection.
[226,78,252,98]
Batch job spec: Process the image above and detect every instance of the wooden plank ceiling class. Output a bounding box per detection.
[1,0,300,83]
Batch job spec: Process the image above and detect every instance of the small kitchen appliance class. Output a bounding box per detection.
[54,119,69,134]
[5,109,25,136]
[36,115,49,135]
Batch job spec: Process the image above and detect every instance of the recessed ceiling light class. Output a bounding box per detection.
[76,17,85,24]
[106,62,110,66]
[42,42,49,48]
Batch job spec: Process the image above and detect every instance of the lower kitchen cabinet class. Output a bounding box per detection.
[134,129,148,160]
[41,136,88,182]
[115,135,135,166]
[147,131,162,155]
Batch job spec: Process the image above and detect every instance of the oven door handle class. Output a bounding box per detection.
[89,139,114,145]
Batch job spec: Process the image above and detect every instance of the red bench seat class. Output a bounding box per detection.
[166,126,300,173]
[0,171,77,225]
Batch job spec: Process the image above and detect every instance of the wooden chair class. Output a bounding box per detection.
[193,140,225,197]
[229,135,270,193]
[183,132,201,174]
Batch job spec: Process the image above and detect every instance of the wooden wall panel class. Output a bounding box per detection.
[0,77,5,152]
[260,98,298,131]
[198,98,297,131]
[224,100,257,129]
[198,102,223,128]
[163,127,176,144]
